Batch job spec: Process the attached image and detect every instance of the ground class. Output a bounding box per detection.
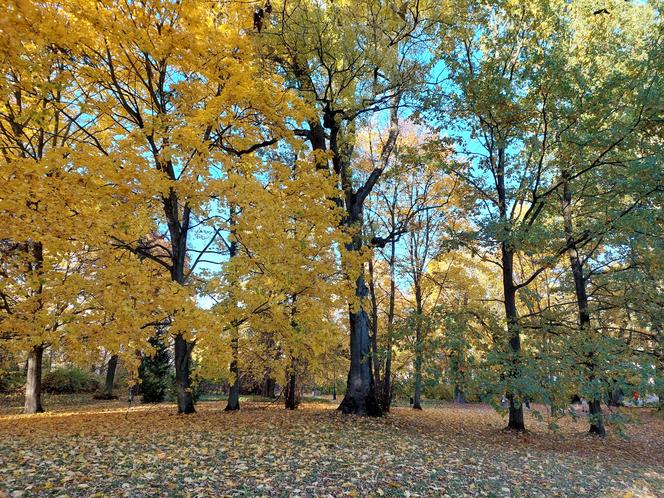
[0,399,663,497]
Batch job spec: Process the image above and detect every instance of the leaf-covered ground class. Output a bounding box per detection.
[1,400,662,497]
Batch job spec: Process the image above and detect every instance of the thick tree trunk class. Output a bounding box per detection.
[562,172,605,436]
[174,333,195,414]
[261,374,276,398]
[225,333,240,411]
[24,345,44,414]
[285,371,299,410]
[588,398,606,436]
[453,385,466,404]
[98,354,118,399]
[368,258,382,390]
[339,275,382,416]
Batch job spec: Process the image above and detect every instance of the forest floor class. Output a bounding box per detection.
[0,398,662,497]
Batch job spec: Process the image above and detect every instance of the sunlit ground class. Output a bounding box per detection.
[1,399,662,497]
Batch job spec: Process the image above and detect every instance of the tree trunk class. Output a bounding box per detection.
[225,205,241,412]
[174,333,195,414]
[503,246,525,431]
[368,258,382,390]
[338,274,382,416]
[225,332,240,411]
[413,284,424,410]
[495,147,525,431]
[285,370,299,410]
[562,172,605,436]
[453,385,466,404]
[413,350,423,410]
[588,398,606,436]
[262,374,276,398]
[99,354,118,399]
[380,238,397,412]
[337,190,382,416]
[608,387,623,407]
[24,345,44,414]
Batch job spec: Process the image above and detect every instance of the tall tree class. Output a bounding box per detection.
[57,0,303,414]
[264,0,436,415]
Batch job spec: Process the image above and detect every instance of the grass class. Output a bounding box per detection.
[0,399,662,497]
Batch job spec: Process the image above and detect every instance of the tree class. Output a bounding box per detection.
[429,0,660,431]
[0,1,162,413]
[52,0,305,414]
[139,335,170,404]
[263,0,437,415]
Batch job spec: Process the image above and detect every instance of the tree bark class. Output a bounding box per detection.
[225,204,241,412]
[453,385,466,404]
[413,284,424,410]
[503,243,525,430]
[225,332,240,411]
[24,345,44,414]
[98,354,118,399]
[174,333,195,414]
[339,274,382,416]
[285,367,299,410]
[262,374,276,398]
[562,172,605,436]
[368,257,382,390]
[380,237,397,412]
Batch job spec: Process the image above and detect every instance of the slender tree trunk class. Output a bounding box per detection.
[24,344,44,414]
[656,330,663,411]
[163,191,196,415]
[413,350,423,410]
[380,238,397,412]
[100,354,118,399]
[332,368,337,400]
[562,172,605,436]
[503,246,525,431]
[608,387,623,407]
[413,284,424,410]
[495,147,524,431]
[339,273,382,416]
[224,204,241,412]
[174,334,195,414]
[225,332,240,411]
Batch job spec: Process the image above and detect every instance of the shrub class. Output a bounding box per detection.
[0,370,24,393]
[42,367,101,394]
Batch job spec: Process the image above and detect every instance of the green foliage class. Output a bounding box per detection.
[0,369,24,393]
[42,368,101,394]
[139,337,171,404]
